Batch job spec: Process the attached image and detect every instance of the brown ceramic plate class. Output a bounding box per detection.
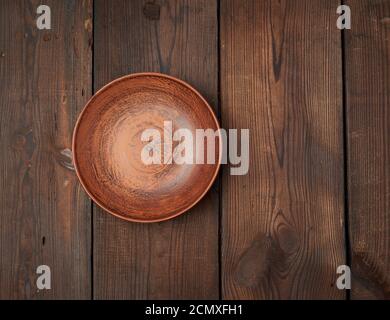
[73,73,221,222]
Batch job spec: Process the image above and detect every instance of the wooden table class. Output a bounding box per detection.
[0,0,389,300]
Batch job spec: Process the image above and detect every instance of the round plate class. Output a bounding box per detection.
[72,73,221,222]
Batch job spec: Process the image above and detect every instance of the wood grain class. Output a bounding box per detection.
[0,0,92,298]
[345,0,390,299]
[220,0,346,299]
[93,0,219,299]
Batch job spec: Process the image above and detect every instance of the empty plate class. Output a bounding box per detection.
[72,73,221,222]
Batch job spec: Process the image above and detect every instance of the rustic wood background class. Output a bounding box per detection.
[0,0,389,299]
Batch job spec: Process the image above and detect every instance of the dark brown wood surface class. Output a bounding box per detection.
[220,0,346,299]
[345,0,390,299]
[93,0,219,299]
[1,0,389,300]
[0,0,92,298]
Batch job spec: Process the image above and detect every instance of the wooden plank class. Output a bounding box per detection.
[0,0,92,298]
[93,0,219,299]
[345,0,390,299]
[220,0,345,299]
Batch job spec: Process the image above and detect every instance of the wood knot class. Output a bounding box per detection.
[234,234,282,288]
[56,148,74,171]
[43,33,51,41]
[143,2,160,20]
[84,18,93,33]
[12,129,35,160]
[275,223,299,254]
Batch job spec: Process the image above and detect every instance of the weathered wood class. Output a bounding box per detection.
[93,0,219,299]
[345,0,390,299]
[0,0,92,298]
[220,0,346,299]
